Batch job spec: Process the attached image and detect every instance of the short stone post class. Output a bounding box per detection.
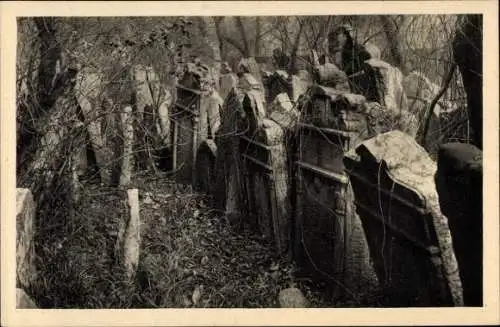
[16,188,37,291]
[121,189,140,281]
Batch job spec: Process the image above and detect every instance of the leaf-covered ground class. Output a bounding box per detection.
[134,173,337,308]
[31,173,339,308]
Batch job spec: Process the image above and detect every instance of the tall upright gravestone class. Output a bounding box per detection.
[294,85,378,301]
[239,90,292,257]
[170,66,223,185]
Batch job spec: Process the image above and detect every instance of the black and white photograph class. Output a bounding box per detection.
[1,1,499,326]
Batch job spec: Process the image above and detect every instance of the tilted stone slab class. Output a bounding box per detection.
[343,130,464,306]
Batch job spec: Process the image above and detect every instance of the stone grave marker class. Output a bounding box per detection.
[344,130,464,306]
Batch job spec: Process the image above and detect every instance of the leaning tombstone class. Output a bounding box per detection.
[403,71,442,156]
[344,130,464,307]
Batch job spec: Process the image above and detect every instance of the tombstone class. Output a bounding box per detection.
[343,131,464,307]
[239,90,292,257]
[435,143,482,306]
[119,105,134,186]
[131,65,159,121]
[403,71,442,155]
[213,87,247,219]
[131,65,163,171]
[219,72,238,102]
[193,91,223,193]
[265,70,291,104]
[364,59,408,115]
[121,189,141,282]
[155,89,173,148]
[16,188,36,291]
[170,59,225,182]
[365,42,382,60]
[294,85,378,301]
[268,92,299,130]
[265,70,312,105]
[238,57,265,91]
[314,63,350,92]
[238,72,265,95]
[75,70,114,184]
[293,70,313,101]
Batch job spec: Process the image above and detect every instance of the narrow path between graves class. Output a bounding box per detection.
[133,173,337,308]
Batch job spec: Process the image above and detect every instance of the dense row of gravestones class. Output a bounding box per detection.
[166,59,482,307]
[17,58,481,308]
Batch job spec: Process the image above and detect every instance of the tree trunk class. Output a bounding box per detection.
[18,18,63,171]
[254,17,262,57]
[33,18,62,110]
[379,15,405,74]
[453,15,482,149]
[235,17,251,57]
[289,18,305,74]
[213,17,226,60]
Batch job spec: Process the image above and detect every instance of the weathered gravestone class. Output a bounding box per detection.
[213,87,247,222]
[239,90,292,257]
[268,92,299,130]
[343,131,464,307]
[219,63,238,102]
[313,63,350,92]
[403,71,442,155]
[75,68,138,186]
[238,57,265,92]
[170,65,223,185]
[130,65,164,171]
[16,188,36,291]
[265,70,313,105]
[435,143,482,306]
[294,85,378,301]
[74,69,114,184]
